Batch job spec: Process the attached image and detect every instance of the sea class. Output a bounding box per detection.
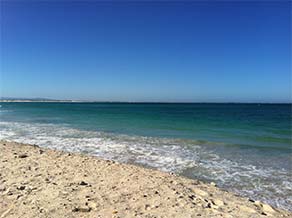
[0,102,291,210]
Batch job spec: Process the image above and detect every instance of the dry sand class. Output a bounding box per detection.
[0,141,291,218]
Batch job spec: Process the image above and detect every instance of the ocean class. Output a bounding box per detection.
[0,102,291,210]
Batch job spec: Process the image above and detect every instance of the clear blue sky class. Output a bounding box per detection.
[1,1,291,102]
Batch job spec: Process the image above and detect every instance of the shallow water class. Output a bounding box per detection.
[0,102,291,210]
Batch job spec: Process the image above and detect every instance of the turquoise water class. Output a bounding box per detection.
[0,103,291,210]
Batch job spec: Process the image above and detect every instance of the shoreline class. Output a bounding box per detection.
[0,140,291,218]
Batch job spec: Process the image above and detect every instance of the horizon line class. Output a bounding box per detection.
[0,99,291,104]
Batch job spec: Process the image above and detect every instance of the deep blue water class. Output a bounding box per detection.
[0,103,291,210]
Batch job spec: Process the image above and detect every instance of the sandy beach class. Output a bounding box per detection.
[0,141,291,218]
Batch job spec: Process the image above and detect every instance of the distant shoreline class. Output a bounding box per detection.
[0,100,77,103]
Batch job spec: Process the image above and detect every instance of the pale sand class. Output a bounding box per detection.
[0,141,291,218]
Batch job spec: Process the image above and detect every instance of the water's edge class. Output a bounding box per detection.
[0,121,291,211]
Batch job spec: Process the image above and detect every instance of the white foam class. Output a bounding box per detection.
[0,121,198,173]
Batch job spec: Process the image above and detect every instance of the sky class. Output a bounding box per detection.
[0,1,291,102]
